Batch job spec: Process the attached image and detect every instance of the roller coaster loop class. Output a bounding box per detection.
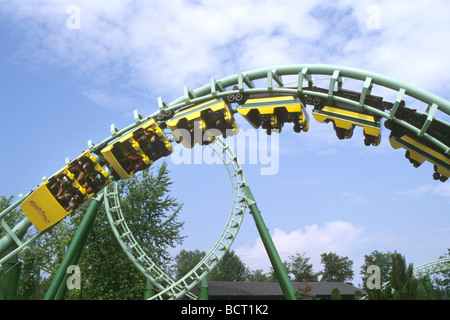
[0,64,449,300]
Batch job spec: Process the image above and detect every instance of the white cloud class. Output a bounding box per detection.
[340,191,374,205]
[1,0,448,287]
[336,0,450,97]
[432,183,450,198]
[393,183,450,199]
[3,0,450,109]
[235,221,364,272]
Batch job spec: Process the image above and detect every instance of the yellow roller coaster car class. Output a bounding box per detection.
[236,93,309,135]
[166,99,238,148]
[304,87,385,146]
[312,106,381,145]
[389,133,449,182]
[385,105,450,182]
[101,119,172,179]
[20,151,111,231]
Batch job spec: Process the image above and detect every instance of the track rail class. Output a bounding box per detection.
[413,257,450,279]
[152,64,449,156]
[104,136,247,300]
[1,64,449,299]
[361,257,450,299]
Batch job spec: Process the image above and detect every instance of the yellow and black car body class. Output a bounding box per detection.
[303,87,387,146]
[235,93,309,135]
[101,119,172,179]
[385,106,450,182]
[166,99,238,148]
[21,119,173,232]
[20,151,111,231]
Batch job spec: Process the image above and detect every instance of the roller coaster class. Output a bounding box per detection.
[0,64,449,300]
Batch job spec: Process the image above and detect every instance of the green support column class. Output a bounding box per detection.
[245,187,295,300]
[53,198,100,300]
[143,278,155,299]
[44,193,103,300]
[198,277,209,300]
[0,261,21,300]
[0,218,32,300]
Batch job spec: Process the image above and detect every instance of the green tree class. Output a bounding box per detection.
[17,205,86,299]
[0,195,31,299]
[16,162,185,299]
[208,250,249,281]
[388,253,439,300]
[173,249,205,280]
[330,287,342,300]
[117,162,185,266]
[388,252,417,300]
[173,249,250,282]
[360,250,395,300]
[359,250,447,300]
[319,252,354,283]
[0,196,22,236]
[360,250,393,286]
[79,163,184,299]
[268,264,286,282]
[247,269,271,282]
[286,252,318,282]
[416,278,434,300]
[353,290,363,300]
[433,249,450,299]
[294,280,319,300]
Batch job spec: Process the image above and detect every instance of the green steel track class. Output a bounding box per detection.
[361,257,450,299]
[104,137,247,299]
[0,64,449,300]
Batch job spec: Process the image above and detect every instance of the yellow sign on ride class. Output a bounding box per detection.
[20,181,74,232]
[20,151,111,232]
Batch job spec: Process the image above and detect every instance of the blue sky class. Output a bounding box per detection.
[0,0,449,287]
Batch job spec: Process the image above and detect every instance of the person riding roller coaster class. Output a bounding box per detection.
[48,173,72,198]
[171,113,226,147]
[136,127,171,159]
[207,110,228,136]
[69,156,95,182]
[67,155,108,195]
[259,109,303,135]
[121,154,146,174]
[81,169,108,194]
[61,188,83,211]
[49,176,84,212]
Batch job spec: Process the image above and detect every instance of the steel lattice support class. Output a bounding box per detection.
[104,137,295,300]
[0,64,448,300]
